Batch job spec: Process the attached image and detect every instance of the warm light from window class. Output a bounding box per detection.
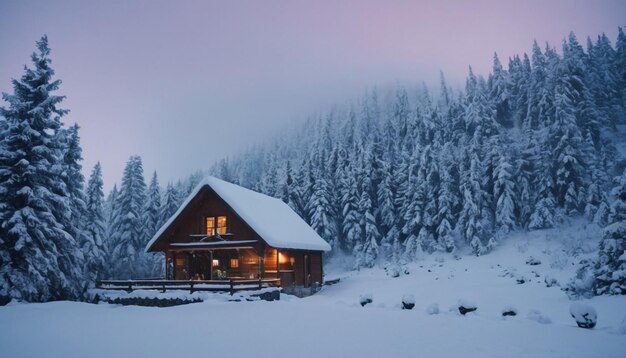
[278,252,289,264]
[207,216,228,235]
[217,216,227,234]
[230,258,239,268]
[212,259,219,267]
[175,257,185,266]
[207,217,215,236]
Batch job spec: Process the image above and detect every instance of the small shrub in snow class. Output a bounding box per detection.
[457,299,477,315]
[359,293,373,307]
[565,262,594,298]
[526,256,541,266]
[401,294,415,310]
[502,306,517,317]
[544,276,559,288]
[385,265,400,278]
[516,276,526,284]
[426,303,440,315]
[569,302,597,329]
[527,310,552,324]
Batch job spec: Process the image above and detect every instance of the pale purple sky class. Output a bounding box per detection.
[1,1,624,192]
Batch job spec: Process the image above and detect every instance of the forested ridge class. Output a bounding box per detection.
[1,29,625,302]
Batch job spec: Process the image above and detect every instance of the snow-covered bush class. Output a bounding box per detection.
[359,293,373,307]
[527,310,552,324]
[457,299,477,315]
[544,275,559,288]
[569,302,597,329]
[401,294,415,310]
[426,303,440,315]
[502,306,517,317]
[526,256,541,266]
[566,262,595,298]
[384,264,400,278]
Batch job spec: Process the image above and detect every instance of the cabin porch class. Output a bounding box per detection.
[165,246,298,288]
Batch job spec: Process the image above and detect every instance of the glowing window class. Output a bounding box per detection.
[206,216,228,235]
[212,259,219,267]
[206,217,215,236]
[217,216,227,234]
[230,258,239,268]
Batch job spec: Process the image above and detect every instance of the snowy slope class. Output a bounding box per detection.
[2,223,625,358]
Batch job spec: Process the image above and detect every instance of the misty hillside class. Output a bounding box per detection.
[209,30,626,270]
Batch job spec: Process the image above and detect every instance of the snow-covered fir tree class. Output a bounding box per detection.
[108,155,151,278]
[83,162,107,282]
[0,36,84,301]
[593,169,626,295]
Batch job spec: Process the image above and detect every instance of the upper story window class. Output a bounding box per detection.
[206,216,228,236]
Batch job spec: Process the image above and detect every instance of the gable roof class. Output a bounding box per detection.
[145,176,331,252]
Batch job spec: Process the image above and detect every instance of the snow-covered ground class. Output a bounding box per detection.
[1,222,625,358]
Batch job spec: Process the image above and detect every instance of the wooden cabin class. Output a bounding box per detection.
[145,176,331,296]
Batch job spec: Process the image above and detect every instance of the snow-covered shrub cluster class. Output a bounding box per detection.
[525,257,541,266]
[544,275,559,288]
[569,303,597,329]
[457,299,477,315]
[502,306,518,317]
[401,294,415,310]
[359,293,373,307]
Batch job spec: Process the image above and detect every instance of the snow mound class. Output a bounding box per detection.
[569,302,597,329]
[527,310,552,324]
[457,299,477,315]
[502,306,518,317]
[426,303,440,315]
[401,294,415,310]
[360,293,373,307]
[617,315,626,335]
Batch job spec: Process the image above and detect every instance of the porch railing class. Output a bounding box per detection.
[95,278,281,295]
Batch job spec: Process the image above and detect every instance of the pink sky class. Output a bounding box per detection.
[1,0,624,191]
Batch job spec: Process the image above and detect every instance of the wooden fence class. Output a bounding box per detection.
[96,278,281,295]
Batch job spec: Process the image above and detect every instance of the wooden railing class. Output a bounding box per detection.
[96,278,281,295]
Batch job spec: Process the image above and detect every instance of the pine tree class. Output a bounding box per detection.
[0,36,83,301]
[161,182,180,224]
[489,53,513,127]
[494,150,516,233]
[109,155,149,278]
[593,169,626,295]
[144,171,162,237]
[83,162,107,282]
[309,171,334,245]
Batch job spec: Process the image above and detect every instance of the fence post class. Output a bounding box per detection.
[258,278,262,289]
[229,279,234,296]
[190,282,194,294]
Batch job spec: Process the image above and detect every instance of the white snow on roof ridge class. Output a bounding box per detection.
[145,176,331,252]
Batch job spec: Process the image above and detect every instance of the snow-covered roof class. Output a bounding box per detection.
[145,176,331,252]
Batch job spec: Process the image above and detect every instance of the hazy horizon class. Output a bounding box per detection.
[1,0,625,192]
